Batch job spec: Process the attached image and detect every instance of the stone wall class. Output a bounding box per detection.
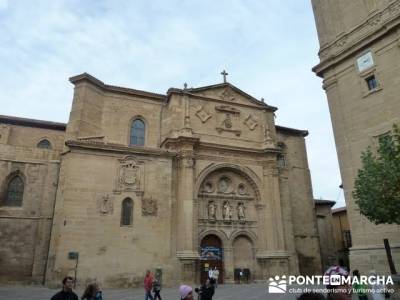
[0,123,63,283]
[277,132,322,275]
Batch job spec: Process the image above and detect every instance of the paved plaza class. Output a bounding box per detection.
[0,283,366,300]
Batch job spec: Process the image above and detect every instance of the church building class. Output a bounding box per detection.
[0,73,322,286]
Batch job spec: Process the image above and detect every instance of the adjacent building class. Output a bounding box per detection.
[312,0,400,273]
[332,207,351,270]
[315,199,337,272]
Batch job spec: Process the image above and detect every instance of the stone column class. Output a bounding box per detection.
[256,161,289,276]
[263,162,285,251]
[223,247,234,283]
[175,137,200,281]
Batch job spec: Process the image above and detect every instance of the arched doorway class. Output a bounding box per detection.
[233,235,254,283]
[200,234,224,284]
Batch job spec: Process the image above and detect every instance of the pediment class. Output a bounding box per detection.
[185,83,276,111]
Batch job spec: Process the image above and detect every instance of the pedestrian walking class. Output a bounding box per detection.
[369,270,385,300]
[212,267,219,288]
[153,278,162,300]
[81,283,102,300]
[179,285,193,300]
[195,278,215,300]
[352,270,368,300]
[50,276,79,300]
[144,270,154,300]
[208,268,213,281]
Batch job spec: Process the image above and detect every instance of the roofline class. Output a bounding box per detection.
[332,207,347,214]
[276,125,308,137]
[314,199,336,207]
[167,82,278,112]
[69,73,167,101]
[0,115,66,131]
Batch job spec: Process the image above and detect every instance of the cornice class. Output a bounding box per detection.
[275,125,308,137]
[313,2,400,77]
[167,82,277,112]
[69,73,167,102]
[167,89,277,112]
[198,141,280,154]
[0,114,66,131]
[65,140,175,157]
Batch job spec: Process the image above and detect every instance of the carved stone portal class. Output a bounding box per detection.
[142,197,157,216]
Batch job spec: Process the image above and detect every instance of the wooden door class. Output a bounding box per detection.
[200,235,224,284]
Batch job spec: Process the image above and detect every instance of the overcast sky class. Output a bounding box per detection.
[0,0,345,207]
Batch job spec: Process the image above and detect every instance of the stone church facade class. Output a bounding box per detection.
[312,0,400,274]
[0,73,322,286]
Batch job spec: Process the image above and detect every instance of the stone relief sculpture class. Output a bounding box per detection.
[120,163,139,186]
[244,114,258,130]
[218,177,231,193]
[215,105,241,136]
[98,194,113,215]
[195,106,212,123]
[237,183,248,195]
[222,114,233,129]
[208,201,216,220]
[115,156,143,193]
[142,197,157,216]
[223,201,232,221]
[203,181,214,193]
[237,202,246,221]
[220,87,235,101]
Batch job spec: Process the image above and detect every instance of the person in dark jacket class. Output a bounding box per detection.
[195,278,215,300]
[152,278,162,300]
[81,283,102,300]
[51,276,79,300]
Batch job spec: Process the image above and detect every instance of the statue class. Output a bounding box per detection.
[222,114,232,129]
[223,202,232,220]
[238,203,246,221]
[208,201,216,220]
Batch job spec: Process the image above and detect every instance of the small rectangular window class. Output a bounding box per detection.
[365,75,378,90]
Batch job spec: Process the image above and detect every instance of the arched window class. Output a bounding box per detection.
[4,175,24,206]
[277,142,287,168]
[37,139,52,149]
[121,198,133,226]
[130,119,145,146]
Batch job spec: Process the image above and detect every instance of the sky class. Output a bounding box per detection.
[0,0,345,207]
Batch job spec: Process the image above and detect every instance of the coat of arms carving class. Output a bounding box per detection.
[142,197,157,216]
[120,163,139,186]
[115,156,144,193]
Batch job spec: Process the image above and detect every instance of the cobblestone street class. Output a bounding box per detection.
[0,283,371,300]
[0,283,322,300]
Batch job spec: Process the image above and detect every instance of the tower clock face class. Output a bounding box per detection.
[357,51,374,72]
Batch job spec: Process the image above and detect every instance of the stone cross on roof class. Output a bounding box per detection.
[221,70,228,83]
